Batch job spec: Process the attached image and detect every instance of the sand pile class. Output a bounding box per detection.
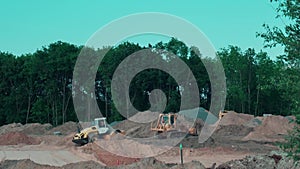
[46,121,78,135]
[63,161,105,169]
[216,153,298,169]
[0,132,41,145]
[0,160,104,169]
[0,121,78,136]
[204,111,254,145]
[113,157,176,169]
[213,125,253,137]
[0,123,52,135]
[0,158,208,169]
[39,133,74,147]
[22,123,53,135]
[243,115,295,142]
[94,138,174,158]
[217,155,277,169]
[245,117,263,127]
[219,111,254,126]
[79,142,140,166]
[176,114,202,132]
[113,120,154,138]
[129,111,160,123]
[0,159,56,169]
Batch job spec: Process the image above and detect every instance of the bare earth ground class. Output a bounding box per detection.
[0,111,298,168]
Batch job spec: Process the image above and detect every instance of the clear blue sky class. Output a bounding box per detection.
[0,0,286,57]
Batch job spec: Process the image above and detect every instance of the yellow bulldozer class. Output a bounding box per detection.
[72,117,125,145]
[150,113,198,138]
[219,110,228,119]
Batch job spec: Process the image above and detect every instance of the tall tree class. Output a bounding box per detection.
[258,0,300,114]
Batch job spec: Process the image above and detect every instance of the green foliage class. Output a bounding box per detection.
[260,0,300,160]
[281,114,300,160]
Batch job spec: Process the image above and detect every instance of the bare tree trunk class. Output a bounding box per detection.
[55,102,58,126]
[26,94,31,124]
[255,84,260,116]
[248,62,251,114]
[248,84,251,114]
[52,101,55,125]
[63,93,71,123]
[62,76,67,124]
[88,94,91,122]
[105,88,108,118]
[240,71,244,113]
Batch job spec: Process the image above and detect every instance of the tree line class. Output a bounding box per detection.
[0,38,295,126]
[0,0,298,127]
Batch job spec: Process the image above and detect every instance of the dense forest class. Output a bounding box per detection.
[0,0,299,127]
[0,39,295,126]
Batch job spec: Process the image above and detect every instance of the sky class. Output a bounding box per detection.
[0,0,287,57]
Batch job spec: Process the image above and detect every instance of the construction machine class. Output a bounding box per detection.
[151,113,198,138]
[72,117,124,145]
[219,110,228,119]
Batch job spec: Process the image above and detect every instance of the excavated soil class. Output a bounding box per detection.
[219,111,254,126]
[113,120,155,138]
[0,132,41,145]
[0,121,78,136]
[0,158,208,169]
[0,111,297,168]
[216,153,298,169]
[0,123,52,135]
[243,115,295,142]
[46,121,78,135]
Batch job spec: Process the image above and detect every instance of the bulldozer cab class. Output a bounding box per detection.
[93,118,109,134]
[151,113,177,132]
[219,110,228,119]
[161,114,175,125]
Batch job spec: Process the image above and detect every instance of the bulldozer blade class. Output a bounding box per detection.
[72,138,88,145]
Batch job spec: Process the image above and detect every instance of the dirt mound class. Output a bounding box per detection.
[113,157,174,169]
[0,122,78,136]
[171,160,206,169]
[0,160,104,169]
[113,120,154,138]
[0,132,41,145]
[0,123,52,135]
[243,115,295,142]
[93,138,172,159]
[46,121,78,135]
[79,143,140,166]
[0,159,56,169]
[129,111,160,123]
[219,111,254,126]
[216,153,298,169]
[63,161,105,169]
[22,123,53,135]
[0,158,207,169]
[0,123,23,135]
[245,117,263,127]
[216,155,277,169]
[38,133,74,147]
[214,125,253,137]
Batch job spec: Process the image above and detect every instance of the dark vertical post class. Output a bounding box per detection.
[180,143,183,165]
